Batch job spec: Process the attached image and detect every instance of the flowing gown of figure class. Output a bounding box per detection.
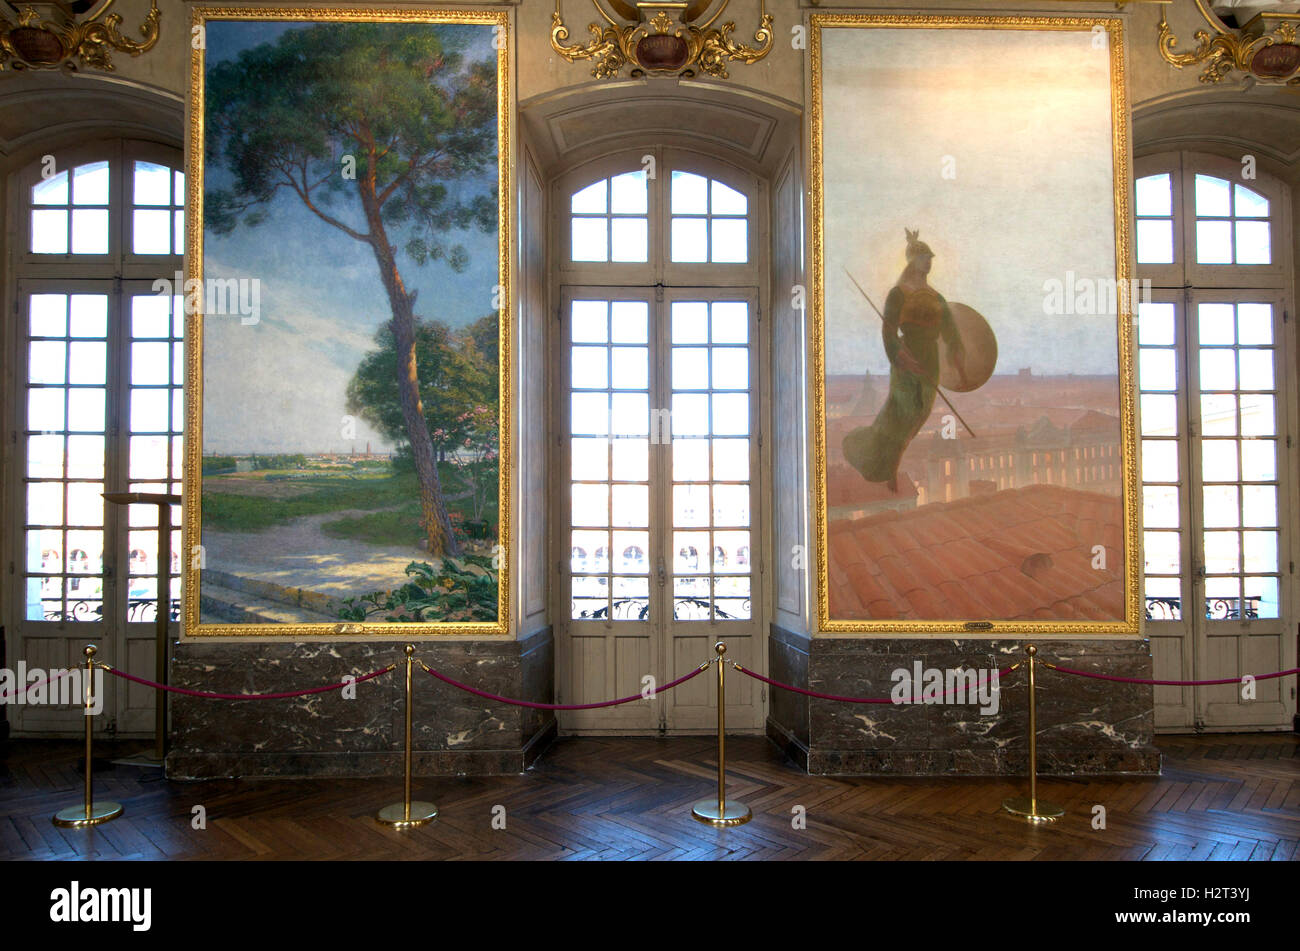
[842,283,963,486]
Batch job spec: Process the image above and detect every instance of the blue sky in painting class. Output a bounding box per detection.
[201,21,498,454]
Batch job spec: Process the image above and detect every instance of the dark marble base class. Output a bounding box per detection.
[166,628,555,779]
[768,625,1161,777]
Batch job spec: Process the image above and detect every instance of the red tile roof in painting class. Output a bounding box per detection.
[827,484,1124,621]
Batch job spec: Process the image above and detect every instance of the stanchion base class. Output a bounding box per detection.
[1002,796,1064,822]
[52,802,123,827]
[376,801,438,827]
[691,799,752,827]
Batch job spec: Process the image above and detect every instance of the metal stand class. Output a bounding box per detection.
[104,491,180,764]
[52,645,123,827]
[692,641,751,827]
[377,645,437,827]
[1002,645,1064,823]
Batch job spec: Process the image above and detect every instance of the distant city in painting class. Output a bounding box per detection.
[814,17,1135,629]
[189,13,507,630]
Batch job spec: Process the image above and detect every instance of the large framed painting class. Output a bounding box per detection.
[183,7,512,635]
[811,14,1140,634]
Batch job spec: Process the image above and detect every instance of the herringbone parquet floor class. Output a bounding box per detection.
[1,733,1296,860]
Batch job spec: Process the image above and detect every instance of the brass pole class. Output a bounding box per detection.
[691,641,751,827]
[1002,644,1064,822]
[53,645,123,827]
[377,645,437,827]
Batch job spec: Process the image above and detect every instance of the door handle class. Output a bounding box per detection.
[656,555,666,588]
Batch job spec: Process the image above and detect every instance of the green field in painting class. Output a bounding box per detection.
[201,462,497,551]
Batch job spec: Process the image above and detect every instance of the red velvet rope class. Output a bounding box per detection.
[733,663,1018,704]
[421,661,708,709]
[100,663,393,699]
[1045,663,1300,687]
[0,667,75,704]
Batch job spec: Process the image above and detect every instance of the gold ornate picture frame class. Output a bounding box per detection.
[183,6,512,636]
[810,13,1140,635]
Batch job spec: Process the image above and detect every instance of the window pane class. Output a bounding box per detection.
[1235,221,1270,264]
[1240,439,1276,481]
[72,162,109,205]
[1143,484,1179,528]
[1138,348,1175,390]
[1141,439,1178,481]
[33,169,68,205]
[570,300,607,343]
[611,347,648,390]
[1198,349,1235,390]
[671,171,707,214]
[1139,394,1177,436]
[1239,394,1274,436]
[711,393,748,435]
[609,171,647,214]
[1236,349,1273,391]
[1137,302,1174,346]
[134,160,173,205]
[1242,485,1276,527]
[671,217,707,263]
[1198,303,1235,345]
[70,295,107,337]
[1202,485,1239,527]
[1194,174,1230,217]
[1200,394,1236,436]
[713,439,749,481]
[610,216,648,263]
[671,302,709,344]
[571,217,607,262]
[673,439,709,481]
[571,346,607,389]
[571,179,606,214]
[31,209,68,253]
[711,302,748,344]
[1196,220,1232,264]
[71,209,108,254]
[1200,440,1237,482]
[1236,303,1272,345]
[711,217,747,263]
[1233,184,1268,218]
[1135,173,1171,216]
[29,341,66,384]
[1136,219,1173,265]
[134,209,172,254]
[1203,531,1239,574]
[672,347,709,390]
[611,438,647,481]
[1245,577,1278,619]
[711,179,747,215]
[711,347,748,390]
[571,437,607,481]
[610,301,648,343]
[671,394,709,436]
[30,295,67,336]
[1243,531,1277,573]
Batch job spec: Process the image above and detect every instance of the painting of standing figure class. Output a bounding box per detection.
[812,14,1139,633]
[183,9,511,635]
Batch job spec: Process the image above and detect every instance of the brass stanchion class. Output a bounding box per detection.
[53,645,123,827]
[692,641,751,827]
[1002,645,1064,823]
[377,645,437,827]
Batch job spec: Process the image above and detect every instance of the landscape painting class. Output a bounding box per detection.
[184,9,511,634]
[811,15,1139,633]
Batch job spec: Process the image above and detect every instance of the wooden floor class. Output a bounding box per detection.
[1,733,1296,860]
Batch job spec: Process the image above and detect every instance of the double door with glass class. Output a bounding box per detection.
[557,286,762,733]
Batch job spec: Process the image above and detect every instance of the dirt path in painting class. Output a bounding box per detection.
[202,507,429,600]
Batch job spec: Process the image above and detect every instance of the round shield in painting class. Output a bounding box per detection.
[939,302,998,392]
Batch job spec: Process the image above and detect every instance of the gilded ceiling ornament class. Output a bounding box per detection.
[1157,0,1300,85]
[551,0,773,80]
[0,0,161,72]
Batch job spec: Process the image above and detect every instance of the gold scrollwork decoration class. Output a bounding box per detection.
[551,0,772,80]
[0,0,161,72]
[1157,2,1300,86]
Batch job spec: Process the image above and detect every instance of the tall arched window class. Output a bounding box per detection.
[1135,151,1294,732]
[7,138,185,733]
[553,147,764,733]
